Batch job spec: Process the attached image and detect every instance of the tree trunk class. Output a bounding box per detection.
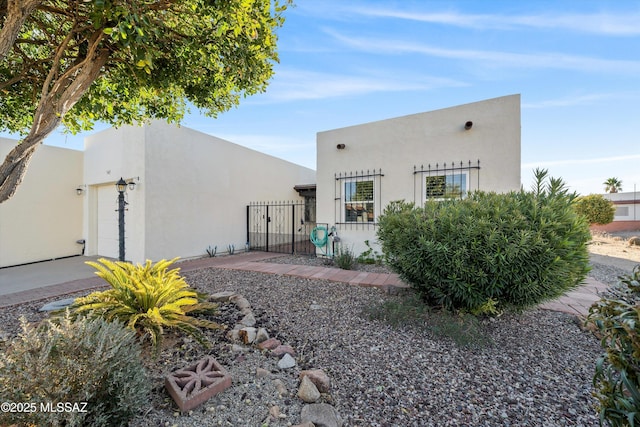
[0,45,110,203]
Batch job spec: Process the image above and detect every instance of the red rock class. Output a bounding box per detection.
[300,369,331,393]
[271,345,296,357]
[257,337,281,350]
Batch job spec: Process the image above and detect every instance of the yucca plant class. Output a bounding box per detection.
[64,258,221,355]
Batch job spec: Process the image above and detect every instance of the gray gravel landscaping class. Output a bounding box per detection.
[0,261,622,426]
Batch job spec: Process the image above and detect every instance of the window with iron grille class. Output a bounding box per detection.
[414,160,480,204]
[335,169,383,227]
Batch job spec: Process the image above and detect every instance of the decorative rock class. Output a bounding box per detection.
[230,296,251,310]
[272,345,296,357]
[39,298,76,312]
[629,236,640,246]
[209,291,236,302]
[165,357,232,412]
[257,337,281,350]
[300,369,331,394]
[277,353,296,369]
[256,368,270,379]
[240,307,253,316]
[309,304,323,310]
[255,328,270,344]
[238,327,257,344]
[239,313,256,327]
[273,379,289,396]
[297,375,321,403]
[226,330,241,342]
[292,423,316,427]
[300,403,343,427]
[231,344,247,353]
[269,405,281,419]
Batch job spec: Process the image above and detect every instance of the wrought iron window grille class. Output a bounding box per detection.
[334,169,384,230]
[413,160,481,204]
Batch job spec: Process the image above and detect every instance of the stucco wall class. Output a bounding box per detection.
[0,138,84,267]
[142,122,315,261]
[316,94,521,256]
[83,121,315,264]
[602,192,639,222]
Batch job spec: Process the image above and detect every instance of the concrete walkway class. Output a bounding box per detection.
[0,252,612,317]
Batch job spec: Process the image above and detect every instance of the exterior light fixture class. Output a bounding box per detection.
[115,177,127,193]
[336,143,346,150]
[127,180,136,191]
[464,121,473,130]
[115,177,127,261]
[76,185,85,195]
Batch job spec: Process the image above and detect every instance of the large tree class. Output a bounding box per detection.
[0,0,289,203]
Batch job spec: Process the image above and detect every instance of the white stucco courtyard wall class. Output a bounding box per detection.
[0,138,84,267]
[83,121,315,263]
[316,94,521,256]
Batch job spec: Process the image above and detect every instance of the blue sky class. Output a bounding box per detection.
[4,0,640,195]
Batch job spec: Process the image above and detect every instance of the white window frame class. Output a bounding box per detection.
[343,179,376,223]
[425,172,469,200]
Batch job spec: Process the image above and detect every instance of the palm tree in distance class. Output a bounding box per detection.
[603,177,623,193]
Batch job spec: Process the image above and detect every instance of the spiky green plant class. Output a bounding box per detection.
[65,258,221,354]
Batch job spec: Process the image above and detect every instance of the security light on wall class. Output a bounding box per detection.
[464,121,473,130]
[336,143,346,150]
[76,185,86,195]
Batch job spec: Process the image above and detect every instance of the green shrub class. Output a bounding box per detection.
[356,239,384,265]
[376,169,591,312]
[588,266,640,427]
[0,314,149,427]
[64,258,221,354]
[363,292,491,347]
[574,194,615,225]
[334,245,356,270]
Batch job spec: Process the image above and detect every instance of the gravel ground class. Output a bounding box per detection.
[0,262,616,427]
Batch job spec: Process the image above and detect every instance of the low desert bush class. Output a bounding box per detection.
[0,314,149,427]
[588,266,640,427]
[363,292,491,347]
[334,245,356,270]
[574,194,615,225]
[64,258,221,354]
[376,169,591,313]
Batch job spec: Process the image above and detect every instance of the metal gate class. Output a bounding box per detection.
[246,201,316,255]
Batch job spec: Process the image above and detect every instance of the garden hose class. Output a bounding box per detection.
[310,226,329,247]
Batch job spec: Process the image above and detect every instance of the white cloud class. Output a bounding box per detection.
[325,30,640,74]
[351,7,640,36]
[522,92,636,109]
[257,68,468,102]
[522,154,640,169]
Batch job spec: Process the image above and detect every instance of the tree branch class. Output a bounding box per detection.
[0,0,42,60]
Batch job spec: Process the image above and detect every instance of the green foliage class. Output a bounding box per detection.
[588,266,640,427]
[604,177,623,194]
[574,194,616,225]
[376,169,591,313]
[363,292,491,347]
[334,245,356,270]
[356,240,384,265]
[206,245,217,257]
[1,0,291,135]
[64,258,220,355]
[0,314,149,427]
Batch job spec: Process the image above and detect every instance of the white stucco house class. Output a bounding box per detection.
[0,94,522,269]
[0,122,315,267]
[590,191,640,233]
[315,94,521,255]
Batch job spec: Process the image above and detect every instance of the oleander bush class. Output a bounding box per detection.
[0,314,149,427]
[588,266,640,427]
[377,169,591,313]
[574,194,616,225]
[64,258,221,354]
